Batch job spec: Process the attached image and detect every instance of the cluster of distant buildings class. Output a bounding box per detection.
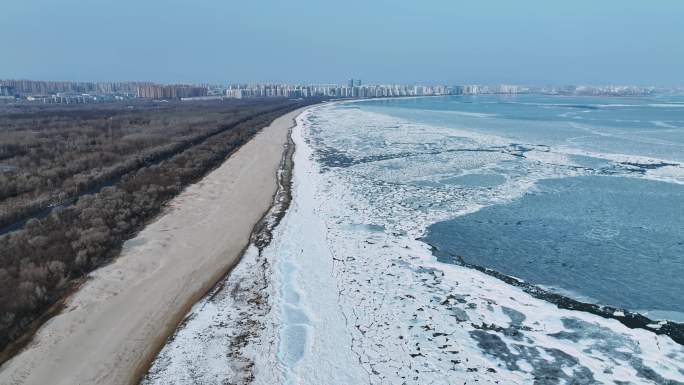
[0,80,211,104]
[137,84,208,99]
[225,80,451,99]
[0,79,676,105]
[0,80,143,104]
[212,82,667,99]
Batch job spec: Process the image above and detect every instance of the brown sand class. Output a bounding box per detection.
[0,108,305,385]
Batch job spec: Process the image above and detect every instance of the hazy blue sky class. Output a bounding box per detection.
[2,0,683,85]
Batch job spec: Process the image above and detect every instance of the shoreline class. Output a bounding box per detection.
[0,107,308,385]
[141,102,684,384]
[140,107,310,384]
[133,106,307,385]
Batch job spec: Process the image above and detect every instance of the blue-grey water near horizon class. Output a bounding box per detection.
[328,94,684,322]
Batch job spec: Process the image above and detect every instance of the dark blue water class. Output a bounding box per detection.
[425,176,684,319]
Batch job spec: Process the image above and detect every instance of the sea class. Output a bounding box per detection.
[143,95,684,385]
[357,95,684,321]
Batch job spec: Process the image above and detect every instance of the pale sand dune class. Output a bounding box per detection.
[0,108,306,385]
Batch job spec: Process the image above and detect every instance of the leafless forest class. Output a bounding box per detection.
[0,98,315,358]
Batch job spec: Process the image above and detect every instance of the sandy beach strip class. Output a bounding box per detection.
[0,108,305,385]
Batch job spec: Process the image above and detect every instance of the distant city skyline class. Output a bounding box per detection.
[2,0,683,86]
[2,79,669,106]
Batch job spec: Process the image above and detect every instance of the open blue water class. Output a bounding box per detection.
[322,94,684,321]
[425,176,684,319]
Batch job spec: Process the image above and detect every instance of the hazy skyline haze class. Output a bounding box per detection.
[2,0,683,85]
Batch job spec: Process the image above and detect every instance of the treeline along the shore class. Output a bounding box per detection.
[0,98,317,360]
[0,100,300,232]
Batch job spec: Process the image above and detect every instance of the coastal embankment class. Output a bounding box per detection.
[0,108,305,385]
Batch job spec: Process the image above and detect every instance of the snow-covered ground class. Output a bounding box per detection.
[143,104,684,385]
